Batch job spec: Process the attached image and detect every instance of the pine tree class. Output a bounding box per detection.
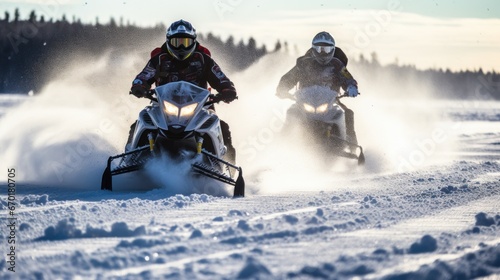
[14,8,19,22]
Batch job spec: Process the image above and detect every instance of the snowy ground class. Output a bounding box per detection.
[1,53,500,279]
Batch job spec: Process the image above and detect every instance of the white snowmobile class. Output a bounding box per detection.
[284,85,365,165]
[101,81,244,197]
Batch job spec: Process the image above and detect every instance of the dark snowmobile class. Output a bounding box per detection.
[284,85,365,165]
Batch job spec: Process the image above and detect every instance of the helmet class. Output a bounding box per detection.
[311,31,336,65]
[166,19,197,60]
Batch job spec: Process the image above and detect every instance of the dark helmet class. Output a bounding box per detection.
[311,31,336,65]
[166,19,197,60]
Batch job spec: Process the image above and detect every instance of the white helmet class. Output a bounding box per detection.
[311,31,336,65]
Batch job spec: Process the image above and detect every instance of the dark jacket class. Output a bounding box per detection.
[134,43,236,95]
[277,47,356,94]
[333,47,348,66]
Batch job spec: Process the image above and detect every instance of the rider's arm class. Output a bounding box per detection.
[133,59,157,88]
[339,66,358,91]
[130,58,159,97]
[276,60,302,98]
[334,47,349,66]
[204,55,237,103]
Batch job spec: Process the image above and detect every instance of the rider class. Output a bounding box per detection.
[128,19,238,163]
[276,31,359,145]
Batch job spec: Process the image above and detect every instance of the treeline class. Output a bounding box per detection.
[351,53,500,100]
[0,9,268,93]
[1,9,499,99]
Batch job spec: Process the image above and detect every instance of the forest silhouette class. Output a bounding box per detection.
[1,8,499,100]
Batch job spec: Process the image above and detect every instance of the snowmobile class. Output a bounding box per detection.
[100,81,245,197]
[283,85,365,165]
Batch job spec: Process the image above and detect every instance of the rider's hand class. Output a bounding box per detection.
[217,89,237,103]
[346,84,359,97]
[130,84,148,98]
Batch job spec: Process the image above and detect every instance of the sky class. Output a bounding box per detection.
[2,0,500,71]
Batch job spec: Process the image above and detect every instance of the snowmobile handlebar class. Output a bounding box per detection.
[284,91,356,101]
[142,90,222,107]
[339,91,361,98]
[144,90,158,102]
[205,94,222,106]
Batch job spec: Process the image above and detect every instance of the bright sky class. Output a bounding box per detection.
[2,0,500,71]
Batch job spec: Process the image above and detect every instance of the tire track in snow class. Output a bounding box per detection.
[365,237,500,280]
[102,200,359,278]
[103,248,250,278]
[334,195,500,278]
[17,197,357,261]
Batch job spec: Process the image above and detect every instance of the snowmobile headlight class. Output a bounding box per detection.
[316,103,328,113]
[163,101,179,116]
[180,103,197,117]
[303,103,315,113]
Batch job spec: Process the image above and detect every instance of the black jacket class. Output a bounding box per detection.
[277,47,356,94]
[134,43,236,95]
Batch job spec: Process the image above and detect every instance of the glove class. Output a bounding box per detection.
[130,82,148,98]
[217,89,237,103]
[346,84,358,97]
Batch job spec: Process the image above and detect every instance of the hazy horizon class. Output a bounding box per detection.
[2,0,499,71]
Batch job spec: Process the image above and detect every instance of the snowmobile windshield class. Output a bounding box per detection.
[155,81,209,128]
[295,86,338,108]
[295,86,338,118]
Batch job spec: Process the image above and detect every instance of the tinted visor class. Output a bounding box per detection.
[169,37,194,48]
[313,45,334,54]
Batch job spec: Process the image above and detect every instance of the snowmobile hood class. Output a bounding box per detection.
[295,85,338,107]
[294,85,344,120]
[154,81,210,130]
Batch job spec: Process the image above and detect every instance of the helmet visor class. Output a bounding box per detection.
[313,45,334,54]
[169,37,194,48]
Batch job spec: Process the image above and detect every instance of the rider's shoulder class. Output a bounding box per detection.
[150,43,168,58]
[150,47,163,58]
[330,57,346,66]
[296,51,315,66]
[196,43,211,56]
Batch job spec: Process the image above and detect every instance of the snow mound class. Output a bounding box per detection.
[408,235,438,254]
[474,212,500,227]
[383,244,500,280]
[35,219,146,241]
[236,257,272,279]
